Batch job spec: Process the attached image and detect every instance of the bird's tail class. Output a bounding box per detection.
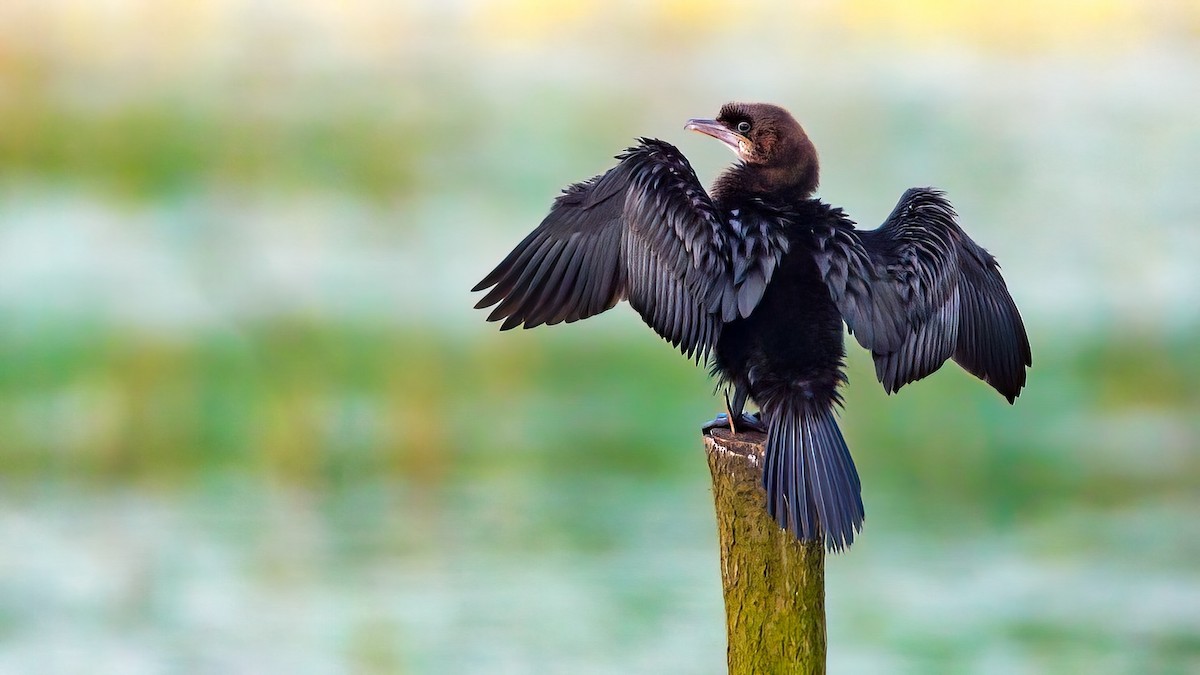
[762,398,864,552]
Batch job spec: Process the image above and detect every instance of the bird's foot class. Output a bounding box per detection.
[737,412,767,433]
[701,413,732,434]
[701,412,767,435]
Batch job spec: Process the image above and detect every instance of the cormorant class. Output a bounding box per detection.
[472,103,1031,551]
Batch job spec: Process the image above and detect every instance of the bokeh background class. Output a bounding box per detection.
[2,1,1198,673]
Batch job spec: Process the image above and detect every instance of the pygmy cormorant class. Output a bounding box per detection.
[473,103,1031,551]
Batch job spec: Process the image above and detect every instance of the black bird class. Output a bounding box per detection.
[473,103,1031,551]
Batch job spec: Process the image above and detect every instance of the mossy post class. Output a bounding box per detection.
[704,428,826,674]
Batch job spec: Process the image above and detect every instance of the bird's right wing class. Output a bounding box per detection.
[473,138,785,361]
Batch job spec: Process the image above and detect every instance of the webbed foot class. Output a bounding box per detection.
[701,412,767,434]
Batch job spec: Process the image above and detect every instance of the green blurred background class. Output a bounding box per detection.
[1,1,1198,673]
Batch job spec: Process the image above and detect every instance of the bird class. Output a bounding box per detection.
[472,103,1031,551]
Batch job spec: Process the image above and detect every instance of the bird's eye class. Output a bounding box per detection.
[736,121,751,133]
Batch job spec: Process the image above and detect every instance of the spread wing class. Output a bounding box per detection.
[473,138,785,361]
[814,188,1031,401]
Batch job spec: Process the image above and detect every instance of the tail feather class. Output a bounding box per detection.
[763,401,864,552]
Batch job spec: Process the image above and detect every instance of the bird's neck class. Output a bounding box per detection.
[713,161,818,204]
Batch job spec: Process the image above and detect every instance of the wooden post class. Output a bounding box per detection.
[704,428,827,675]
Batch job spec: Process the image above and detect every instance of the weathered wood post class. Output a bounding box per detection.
[704,428,826,674]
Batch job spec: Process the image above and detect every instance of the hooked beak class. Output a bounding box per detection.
[685,118,748,157]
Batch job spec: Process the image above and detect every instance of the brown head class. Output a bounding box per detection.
[685,102,819,198]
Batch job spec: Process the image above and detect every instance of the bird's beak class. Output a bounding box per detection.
[685,118,748,156]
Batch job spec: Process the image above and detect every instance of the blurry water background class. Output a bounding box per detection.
[1,1,1198,673]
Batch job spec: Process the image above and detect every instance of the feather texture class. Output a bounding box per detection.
[474,138,785,361]
[813,188,1031,400]
[760,389,863,552]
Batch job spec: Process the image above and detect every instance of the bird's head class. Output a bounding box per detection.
[685,102,819,197]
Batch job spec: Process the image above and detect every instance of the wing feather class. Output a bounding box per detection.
[815,188,1031,400]
[952,239,1032,401]
[473,138,747,361]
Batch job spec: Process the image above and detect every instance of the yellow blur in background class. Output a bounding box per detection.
[0,2,1198,673]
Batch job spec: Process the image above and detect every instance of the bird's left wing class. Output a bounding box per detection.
[474,138,780,361]
[813,188,1031,401]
